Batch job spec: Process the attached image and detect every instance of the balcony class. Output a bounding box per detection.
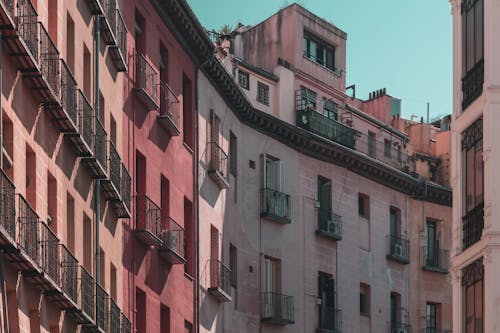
[208,259,231,302]
[53,244,78,308]
[386,235,410,264]
[96,283,110,331]
[462,59,484,110]
[121,313,132,333]
[421,246,449,273]
[66,266,95,324]
[66,90,94,157]
[261,188,291,224]
[316,209,342,241]
[317,307,342,333]
[84,0,104,14]
[37,221,59,289]
[109,9,127,72]
[135,53,159,110]
[158,81,180,136]
[207,142,229,189]
[0,169,16,246]
[158,217,185,264]
[261,292,295,325]
[0,0,15,30]
[389,322,411,333]
[81,114,108,179]
[354,132,408,170]
[462,202,484,250]
[109,298,121,333]
[112,163,131,219]
[38,23,60,104]
[134,195,162,247]
[102,140,121,200]
[100,0,117,45]
[296,106,356,149]
[16,195,40,271]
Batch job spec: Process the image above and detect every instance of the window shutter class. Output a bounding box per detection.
[278,160,285,192]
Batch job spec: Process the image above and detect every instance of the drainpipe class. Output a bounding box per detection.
[0,31,10,333]
[94,14,101,288]
[194,68,199,333]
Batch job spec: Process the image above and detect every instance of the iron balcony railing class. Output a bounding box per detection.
[389,321,411,333]
[17,0,38,61]
[135,53,159,109]
[39,23,60,99]
[103,0,116,37]
[158,81,180,135]
[59,59,78,126]
[386,235,410,264]
[207,142,229,188]
[17,194,39,263]
[108,140,121,192]
[261,188,291,223]
[109,298,121,333]
[39,221,59,284]
[317,208,342,240]
[354,132,408,169]
[209,259,231,299]
[462,59,484,110]
[319,307,342,332]
[421,246,449,273]
[115,10,126,59]
[135,195,162,242]
[120,163,131,212]
[159,217,185,261]
[1,0,15,23]
[59,244,78,304]
[261,292,295,324]
[462,202,484,249]
[96,283,109,331]
[121,312,132,333]
[77,90,94,153]
[0,169,16,241]
[296,106,356,149]
[80,266,95,321]
[93,116,107,171]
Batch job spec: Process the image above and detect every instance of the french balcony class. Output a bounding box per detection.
[37,221,60,290]
[54,244,78,308]
[158,217,185,264]
[317,307,342,333]
[389,322,411,333]
[462,202,484,250]
[208,259,231,302]
[0,169,16,247]
[102,140,121,201]
[354,133,408,170]
[16,194,40,272]
[207,142,229,189]
[316,209,342,241]
[0,0,15,30]
[135,53,160,110]
[96,283,110,332]
[158,81,180,136]
[109,9,127,72]
[111,163,131,218]
[296,106,356,149]
[386,235,410,264]
[134,195,162,247]
[421,246,449,273]
[67,266,95,324]
[109,298,121,333]
[38,23,61,104]
[261,292,295,325]
[100,0,117,45]
[462,59,484,110]
[81,114,108,179]
[261,188,291,224]
[66,90,94,157]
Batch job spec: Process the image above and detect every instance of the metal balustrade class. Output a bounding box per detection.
[17,0,38,62]
[355,132,409,170]
[261,292,295,325]
[39,23,60,101]
[421,246,449,273]
[135,53,159,109]
[109,298,121,333]
[261,188,291,223]
[0,169,16,243]
[158,81,180,136]
[108,141,120,193]
[70,90,94,157]
[108,9,127,72]
[386,235,410,264]
[96,283,109,331]
[158,217,185,264]
[80,266,95,323]
[389,321,411,333]
[462,202,484,249]
[59,245,78,304]
[82,114,108,178]
[58,59,78,129]
[317,209,342,240]
[100,0,117,45]
[318,307,342,332]
[207,142,229,189]
[17,195,39,264]
[208,259,231,302]
[39,221,59,284]
[134,195,162,246]
[121,313,131,333]
[120,163,131,213]
[0,0,15,28]
[462,59,484,110]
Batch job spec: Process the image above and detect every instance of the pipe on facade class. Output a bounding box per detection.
[194,68,200,333]
[94,14,101,287]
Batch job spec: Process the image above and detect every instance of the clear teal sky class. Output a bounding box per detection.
[187,0,452,121]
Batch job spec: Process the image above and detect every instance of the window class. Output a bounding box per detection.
[426,303,437,330]
[390,293,401,325]
[161,176,170,228]
[318,272,336,330]
[263,256,280,294]
[99,247,105,287]
[257,82,269,106]
[463,259,483,333]
[160,304,170,333]
[83,213,92,272]
[66,193,75,252]
[2,115,13,177]
[159,43,169,84]
[426,220,439,266]
[83,44,91,99]
[110,263,117,300]
[264,155,284,192]
[317,176,333,234]
[384,139,391,158]
[367,131,376,158]
[323,99,338,120]
[229,132,237,176]
[238,70,249,90]
[26,144,36,209]
[47,171,57,232]
[135,10,146,55]
[66,13,75,73]
[229,243,237,288]
[360,283,370,316]
[184,198,194,276]
[300,86,317,110]
[358,193,369,219]
[136,288,146,333]
[390,207,400,237]
[110,114,116,146]
[48,0,58,46]
[303,31,336,71]
[183,74,194,148]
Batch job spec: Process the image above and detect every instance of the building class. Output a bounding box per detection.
[194,3,452,333]
[0,0,131,332]
[120,0,204,332]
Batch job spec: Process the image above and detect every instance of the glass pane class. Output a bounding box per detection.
[475,0,483,62]
[310,40,317,60]
[466,285,475,333]
[390,211,398,236]
[303,36,308,56]
[462,13,467,75]
[475,141,483,205]
[326,47,335,70]
[466,8,475,71]
[466,147,475,211]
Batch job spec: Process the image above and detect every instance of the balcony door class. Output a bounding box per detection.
[318,177,332,230]
[426,221,438,266]
[263,257,280,317]
[264,156,285,217]
[318,272,335,330]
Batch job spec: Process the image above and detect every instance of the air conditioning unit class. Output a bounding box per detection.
[327,219,339,235]
[393,243,403,257]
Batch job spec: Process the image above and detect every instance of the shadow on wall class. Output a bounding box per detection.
[73,162,93,202]
[11,71,39,135]
[199,145,222,208]
[121,227,148,275]
[147,119,171,152]
[199,259,221,331]
[34,110,60,159]
[144,250,170,294]
[55,136,79,180]
[76,0,92,26]
[103,201,117,236]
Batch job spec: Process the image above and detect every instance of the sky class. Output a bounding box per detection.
[187,0,452,121]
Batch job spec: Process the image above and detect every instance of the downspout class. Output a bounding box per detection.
[0,31,10,333]
[94,14,101,288]
[194,67,199,333]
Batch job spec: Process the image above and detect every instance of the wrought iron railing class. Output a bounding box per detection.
[462,202,484,249]
[77,90,94,150]
[135,195,162,237]
[159,81,180,127]
[261,292,295,324]
[59,244,78,303]
[39,23,60,97]
[103,0,116,37]
[108,140,121,191]
[17,0,38,61]
[2,0,14,20]
[17,195,39,263]
[80,266,95,320]
[121,164,131,211]
[421,246,449,272]
[121,312,131,333]
[39,221,59,283]
[96,283,109,330]
[354,132,408,169]
[208,141,229,181]
[462,59,484,110]
[115,9,126,58]
[0,169,16,240]
[159,217,184,259]
[209,259,231,296]
[317,208,342,240]
[94,116,107,170]
[261,188,291,222]
[135,53,159,106]
[109,298,121,333]
[60,59,78,125]
[386,235,410,263]
[319,307,342,332]
[389,321,411,333]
